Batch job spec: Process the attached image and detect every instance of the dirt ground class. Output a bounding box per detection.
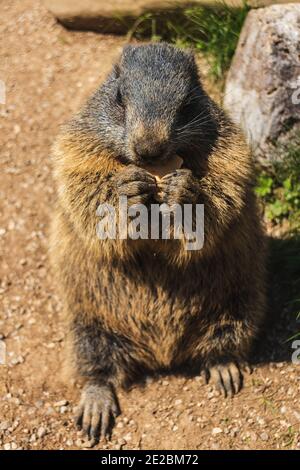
[0,0,299,451]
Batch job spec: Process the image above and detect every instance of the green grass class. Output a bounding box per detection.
[255,133,300,230]
[127,2,251,80]
[167,2,250,79]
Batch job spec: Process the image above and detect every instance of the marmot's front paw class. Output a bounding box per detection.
[203,362,250,397]
[116,165,157,205]
[158,169,199,206]
[74,383,120,444]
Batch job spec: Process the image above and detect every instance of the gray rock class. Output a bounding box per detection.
[224,4,300,161]
[42,0,266,34]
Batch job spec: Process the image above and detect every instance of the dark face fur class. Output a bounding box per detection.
[81,43,217,166]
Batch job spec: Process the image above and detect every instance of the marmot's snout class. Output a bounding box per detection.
[128,118,173,164]
[133,138,168,163]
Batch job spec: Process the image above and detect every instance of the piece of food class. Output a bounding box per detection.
[143,154,183,181]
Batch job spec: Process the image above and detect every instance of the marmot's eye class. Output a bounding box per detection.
[116,88,123,107]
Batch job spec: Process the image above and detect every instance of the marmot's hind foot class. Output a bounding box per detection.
[203,362,251,398]
[75,383,120,444]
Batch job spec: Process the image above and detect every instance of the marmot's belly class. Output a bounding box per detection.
[101,287,198,369]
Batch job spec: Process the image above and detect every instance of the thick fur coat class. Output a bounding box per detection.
[50,43,266,442]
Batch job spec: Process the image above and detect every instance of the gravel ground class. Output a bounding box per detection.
[0,0,299,451]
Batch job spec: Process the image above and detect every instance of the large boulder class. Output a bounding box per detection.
[224,4,300,161]
[42,1,292,34]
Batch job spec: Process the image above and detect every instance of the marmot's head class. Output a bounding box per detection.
[79,43,218,166]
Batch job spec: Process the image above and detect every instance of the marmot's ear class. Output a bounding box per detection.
[112,44,137,79]
[122,44,138,57]
[112,63,121,79]
[113,44,135,77]
[184,48,196,67]
[118,44,137,69]
[184,48,201,81]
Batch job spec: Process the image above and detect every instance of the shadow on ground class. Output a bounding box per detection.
[253,234,300,365]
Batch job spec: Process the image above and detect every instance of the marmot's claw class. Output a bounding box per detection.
[158,169,199,205]
[206,362,243,397]
[74,383,120,444]
[240,362,253,374]
[115,165,157,205]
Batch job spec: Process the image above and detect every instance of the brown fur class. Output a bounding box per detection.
[51,125,266,371]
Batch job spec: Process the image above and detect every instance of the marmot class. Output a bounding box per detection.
[50,43,266,442]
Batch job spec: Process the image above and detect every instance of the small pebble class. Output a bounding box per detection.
[212,427,223,435]
[260,432,269,442]
[37,427,47,438]
[54,400,68,407]
[82,439,95,448]
[0,421,10,431]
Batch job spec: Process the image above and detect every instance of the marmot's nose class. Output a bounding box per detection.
[133,141,167,162]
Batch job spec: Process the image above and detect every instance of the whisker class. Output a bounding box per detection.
[177,113,212,131]
[185,84,202,99]
[176,121,216,136]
